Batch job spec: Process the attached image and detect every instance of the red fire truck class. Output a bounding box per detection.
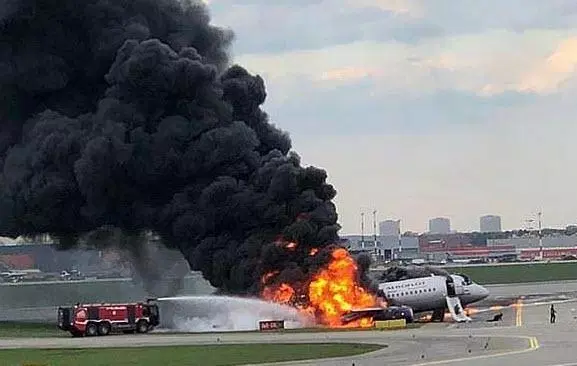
[57,299,160,337]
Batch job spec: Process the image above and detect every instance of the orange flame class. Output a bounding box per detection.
[261,271,279,285]
[261,246,378,328]
[262,283,295,303]
[308,248,378,327]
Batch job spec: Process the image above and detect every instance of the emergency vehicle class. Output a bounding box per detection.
[57,299,160,337]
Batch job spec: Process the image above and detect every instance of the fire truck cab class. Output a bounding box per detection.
[57,299,160,337]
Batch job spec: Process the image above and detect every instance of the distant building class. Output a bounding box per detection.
[379,220,400,236]
[429,217,450,234]
[339,235,419,260]
[480,215,502,232]
[488,234,577,249]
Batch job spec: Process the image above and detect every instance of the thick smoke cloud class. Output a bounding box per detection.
[82,227,191,297]
[0,0,340,295]
[378,265,450,282]
[355,253,378,293]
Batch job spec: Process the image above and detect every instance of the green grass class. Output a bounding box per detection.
[0,320,418,339]
[446,262,577,284]
[0,322,63,338]
[0,343,384,366]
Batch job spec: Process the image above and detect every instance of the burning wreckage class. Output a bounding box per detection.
[0,0,405,330]
[259,243,396,328]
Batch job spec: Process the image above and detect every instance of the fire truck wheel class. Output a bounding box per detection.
[98,322,111,336]
[85,322,98,337]
[136,320,149,333]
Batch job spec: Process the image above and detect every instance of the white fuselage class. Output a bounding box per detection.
[377,274,490,313]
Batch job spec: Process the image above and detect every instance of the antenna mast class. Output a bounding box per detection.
[361,212,365,249]
[373,210,378,258]
[373,210,378,247]
[538,211,543,260]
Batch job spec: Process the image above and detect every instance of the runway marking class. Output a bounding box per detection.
[515,299,524,327]
[529,336,539,349]
[408,336,539,366]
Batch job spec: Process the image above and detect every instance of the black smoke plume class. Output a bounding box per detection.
[355,253,378,293]
[0,0,341,296]
[82,227,191,297]
[378,265,450,282]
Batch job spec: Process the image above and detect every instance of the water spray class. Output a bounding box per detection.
[155,295,316,332]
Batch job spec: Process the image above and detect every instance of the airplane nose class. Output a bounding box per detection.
[478,285,490,300]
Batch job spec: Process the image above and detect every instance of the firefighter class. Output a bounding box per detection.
[550,304,557,324]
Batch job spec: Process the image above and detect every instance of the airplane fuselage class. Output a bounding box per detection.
[377,274,489,313]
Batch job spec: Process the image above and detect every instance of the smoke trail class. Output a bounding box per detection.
[0,0,340,295]
[82,227,191,297]
[379,265,450,282]
[355,252,379,292]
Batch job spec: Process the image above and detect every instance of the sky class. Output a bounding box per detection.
[203,0,577,234]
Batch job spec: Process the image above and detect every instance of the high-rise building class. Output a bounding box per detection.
[379,220,400,236]
[480,215,502,233]
[429,217,450,234]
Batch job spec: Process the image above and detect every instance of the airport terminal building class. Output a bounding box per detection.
[3,232,577,274]
[419,233,577,262]
[339,235,420,261]
[488,235,577,260]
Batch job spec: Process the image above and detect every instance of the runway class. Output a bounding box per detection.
[2,281,577,365]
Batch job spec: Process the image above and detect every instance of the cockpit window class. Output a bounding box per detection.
[458,274,472,285]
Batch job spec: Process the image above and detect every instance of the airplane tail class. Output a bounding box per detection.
[446,296,471,322]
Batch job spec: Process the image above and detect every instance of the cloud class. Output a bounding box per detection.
[208,0,440,54]
[264,85,537,138]
[346,0,425,17]
[417,0,577,35]
[203,1,577,233]
[517,37,577,93]
[206,0,577,55]
[291,97,577,232]
[233,28,576,140]
[317,67,380,82]
[237,29,577,99]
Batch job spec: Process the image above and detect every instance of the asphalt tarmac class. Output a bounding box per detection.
[2,281,577,365]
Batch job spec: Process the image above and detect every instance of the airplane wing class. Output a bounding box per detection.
[349,307,385,312]
[341,307,387,323]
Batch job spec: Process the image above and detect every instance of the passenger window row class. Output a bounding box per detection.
[388,288,436,297]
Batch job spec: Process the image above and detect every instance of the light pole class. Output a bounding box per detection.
[372,210,377,248]
[372,209,379,258]
[360,212,365,249]
[537,211,543,261]
[524,211,543,261]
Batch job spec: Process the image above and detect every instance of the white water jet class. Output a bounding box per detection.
[155,295,316,332]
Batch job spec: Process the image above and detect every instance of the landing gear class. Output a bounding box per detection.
[431,308,445,322]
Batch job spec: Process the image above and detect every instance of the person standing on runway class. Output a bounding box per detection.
[550,304,557,324]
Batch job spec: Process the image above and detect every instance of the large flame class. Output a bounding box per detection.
[308,248,378,327]
[261,245,379,328]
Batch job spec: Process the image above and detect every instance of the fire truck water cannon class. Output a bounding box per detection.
[57,300,160,337]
